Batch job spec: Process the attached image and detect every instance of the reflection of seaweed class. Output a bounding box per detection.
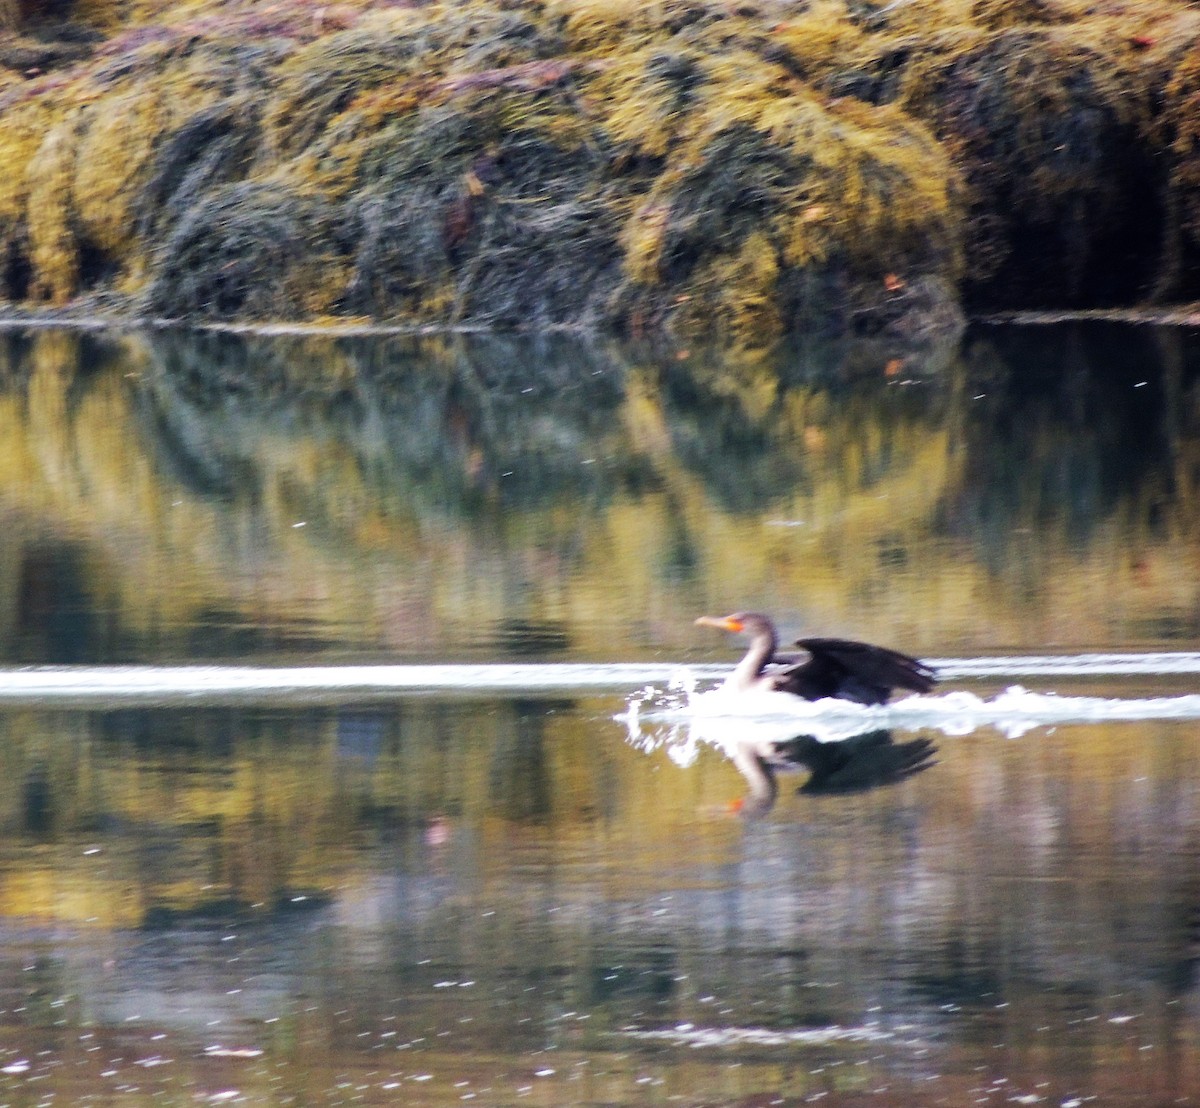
[0,330,36,384]
[136,382,255,500]
[656,348,956,513]
[656,356,809,512]
[141,330,631,516]
[140,321,1180,542]
[347,332,630,509]
[139,328,962,528]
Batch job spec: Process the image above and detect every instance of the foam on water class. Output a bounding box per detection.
[623,684,1200,748]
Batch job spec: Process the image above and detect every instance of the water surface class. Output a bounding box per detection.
[0,322,1195,1104]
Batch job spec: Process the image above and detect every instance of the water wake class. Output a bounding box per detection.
[929,652,1200,677]
[0,653,1192,709]
[0,663,722,706]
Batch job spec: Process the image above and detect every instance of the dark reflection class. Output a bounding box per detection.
[140,893,332,932]
[953,322,1182,556]
[99,706,240,755]
[657,350,955,513]
[729,728,938,816]
[1158,876,1200,999]
[491,617,571,656]
[20,766,53,840]
[909,952,1006,1012]
[182,607,336,658]
[14,543,105,664]
[587,947,678,1006]
[140,329,633,513]
[138,379,256,501]
[335,712,385,762]
[489,699,556,823]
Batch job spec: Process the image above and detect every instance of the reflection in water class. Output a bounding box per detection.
[0,322,1197,1101]
[730,729,939,814]
[624,677,940,813]
[0,321,1196,663]
[0,698,1189,1102]
[14,542,101,664]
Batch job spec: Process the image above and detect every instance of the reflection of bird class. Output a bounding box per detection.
[695,611,936,705]
[729,729,937,816]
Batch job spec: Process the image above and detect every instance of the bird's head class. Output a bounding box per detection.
[694,612,771,637]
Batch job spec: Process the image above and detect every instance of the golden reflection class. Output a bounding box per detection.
[0,693,1187,930]
[0,324,1193,663]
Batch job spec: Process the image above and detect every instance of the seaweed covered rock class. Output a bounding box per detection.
[895,25,1161,309]
[146,181,346,318]
[1147,31,1200,302]
[339,96,626,328]
[2,0,1200,337]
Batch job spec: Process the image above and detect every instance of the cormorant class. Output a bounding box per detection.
[694,611,936,705]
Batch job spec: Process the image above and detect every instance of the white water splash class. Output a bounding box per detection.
[887,686,1200,737]
[620,679,1200,764]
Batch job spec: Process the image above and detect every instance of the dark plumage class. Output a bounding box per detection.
[694,611,936,705]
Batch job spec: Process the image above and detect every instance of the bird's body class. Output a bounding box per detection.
[694,611,936,705]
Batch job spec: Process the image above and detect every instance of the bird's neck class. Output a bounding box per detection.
[729,744,778,815]
[730,625,777,689]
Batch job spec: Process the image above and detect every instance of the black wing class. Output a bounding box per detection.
[772,637,937,704]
